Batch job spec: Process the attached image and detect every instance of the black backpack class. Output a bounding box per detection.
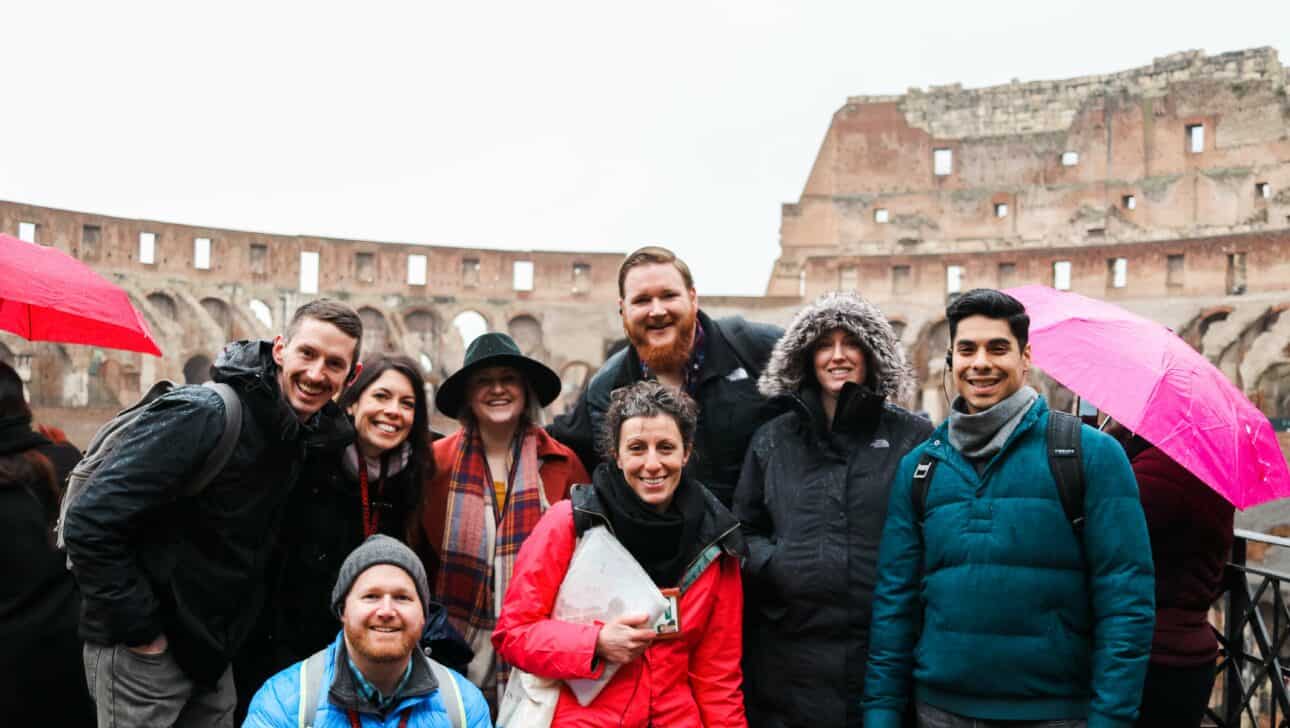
[912,410,1085,536]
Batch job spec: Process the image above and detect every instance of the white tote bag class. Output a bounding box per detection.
[496,668,559,728]
[553,525,669,706]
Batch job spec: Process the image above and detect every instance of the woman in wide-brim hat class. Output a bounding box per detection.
[420,332,590,710]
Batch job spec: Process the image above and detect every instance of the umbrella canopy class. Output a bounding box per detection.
[0,234,162,356]
[1004,284,1290,509]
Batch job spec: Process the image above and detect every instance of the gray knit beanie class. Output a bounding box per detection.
[331,534,431,621]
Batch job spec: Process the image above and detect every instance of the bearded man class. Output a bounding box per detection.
[548,245,783,508]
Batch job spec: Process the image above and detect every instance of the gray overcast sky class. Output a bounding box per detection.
[4,1,1288,295]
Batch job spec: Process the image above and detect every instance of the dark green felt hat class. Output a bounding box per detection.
[434,332,562,417]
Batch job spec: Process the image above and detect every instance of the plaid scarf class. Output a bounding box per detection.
[433,422,546,700]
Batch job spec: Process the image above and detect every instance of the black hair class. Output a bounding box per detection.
[946,288,1030,350]
[0,360,29,420]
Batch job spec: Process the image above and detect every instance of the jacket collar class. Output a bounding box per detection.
[570,474,746,563]
[327,635,438,717]
[924,396,1051,482]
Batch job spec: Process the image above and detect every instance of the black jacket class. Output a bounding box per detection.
[63,340,354,685]
[549,311,783,508]
[0,475,94,724]
[735,384,932,728]
[234,446,471,717]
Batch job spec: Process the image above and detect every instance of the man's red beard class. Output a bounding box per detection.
[624,307,698,372]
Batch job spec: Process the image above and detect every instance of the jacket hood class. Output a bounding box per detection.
[758,291,914,402]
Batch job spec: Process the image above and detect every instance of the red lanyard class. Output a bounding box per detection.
[347,709,410,728]
[357,458,384,538]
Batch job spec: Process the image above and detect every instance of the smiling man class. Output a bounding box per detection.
[862,289,1155,728]
[244,535,489,727]
[549,245,784,508]
[65,299,363,728]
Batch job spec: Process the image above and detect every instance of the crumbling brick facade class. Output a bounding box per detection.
[767,48,1290,426]
[0,200,626,440]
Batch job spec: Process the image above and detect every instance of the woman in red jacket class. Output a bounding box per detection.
[421,332,590,709]
[494,380,748,727]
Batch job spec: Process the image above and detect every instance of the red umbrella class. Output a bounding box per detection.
[0,233,162,356]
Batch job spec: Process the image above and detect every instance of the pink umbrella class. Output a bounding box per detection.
[1004,284,1290,510]
[0,233,162,356]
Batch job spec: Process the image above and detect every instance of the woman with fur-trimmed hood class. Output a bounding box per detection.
[734,291,934,728]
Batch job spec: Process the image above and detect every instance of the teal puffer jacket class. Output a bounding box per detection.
[863,398,1154,728]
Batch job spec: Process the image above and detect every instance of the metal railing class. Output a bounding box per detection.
[1210,528,1290,727]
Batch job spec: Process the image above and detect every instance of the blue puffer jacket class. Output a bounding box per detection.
[244,634,492,728]
[863,397,1154,728]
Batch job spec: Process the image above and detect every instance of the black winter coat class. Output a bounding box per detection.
[0,476,94,725]
[549,310,784,508]
[735,384,933,728]
[63,340,354,685]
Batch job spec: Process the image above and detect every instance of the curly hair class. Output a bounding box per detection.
[597,380,699,461]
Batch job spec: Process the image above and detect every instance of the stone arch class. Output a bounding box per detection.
[183,354,213,384]
[147,292,179,322]
[403,309,441,380]
[1254,363,1290,420]
[556,361,593,415]
[910,318,951,422]
[358,307,392,357]
[451,311,489,350]
[200,297,234,340]
[508,314,548,361]
[887,316,908,343]
[248,299,274,331]
[1179,305,1233,353]
[1218,307,1285,390]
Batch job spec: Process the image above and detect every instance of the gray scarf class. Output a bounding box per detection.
[948,385,1039,471]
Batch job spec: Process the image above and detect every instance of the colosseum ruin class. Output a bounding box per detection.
[3,47,1289,449]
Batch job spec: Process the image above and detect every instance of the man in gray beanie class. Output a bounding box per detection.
[243,535,489,727]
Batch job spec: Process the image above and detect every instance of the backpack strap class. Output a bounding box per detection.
[298,647,330,728]
[1046,411,1085,535]
[184,382,243,497]
[910,452,938,523]
[428,658,466,728]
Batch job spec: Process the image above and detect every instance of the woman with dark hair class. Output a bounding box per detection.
[735,291,933,728]
[421,332,589,708]
[234,353,447,718]
[0,360,94,725]
[493,380,748,727]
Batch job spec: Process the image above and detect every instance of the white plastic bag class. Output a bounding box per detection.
[496,668,559,728]
[553,525,669,706]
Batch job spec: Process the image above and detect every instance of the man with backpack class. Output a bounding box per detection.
[862,289,1155,728]
[64,299,363,728]
[548,245,784,508]
[243,535,489,728]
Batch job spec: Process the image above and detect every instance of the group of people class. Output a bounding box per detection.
[0,244,1236,728]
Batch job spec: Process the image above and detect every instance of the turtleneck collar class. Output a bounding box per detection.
[947,385,1039,468]
[342,441,411,482]
[0,413,51,456]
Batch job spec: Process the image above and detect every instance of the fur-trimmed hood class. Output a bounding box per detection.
[758,291,914,402]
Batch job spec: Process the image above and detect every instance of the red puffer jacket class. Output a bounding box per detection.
[493,499,748,727]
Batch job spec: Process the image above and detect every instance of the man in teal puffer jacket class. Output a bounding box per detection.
[863,289,1154,728]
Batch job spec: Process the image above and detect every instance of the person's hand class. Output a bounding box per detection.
[594,613,656,665]
[127,634,168,656]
